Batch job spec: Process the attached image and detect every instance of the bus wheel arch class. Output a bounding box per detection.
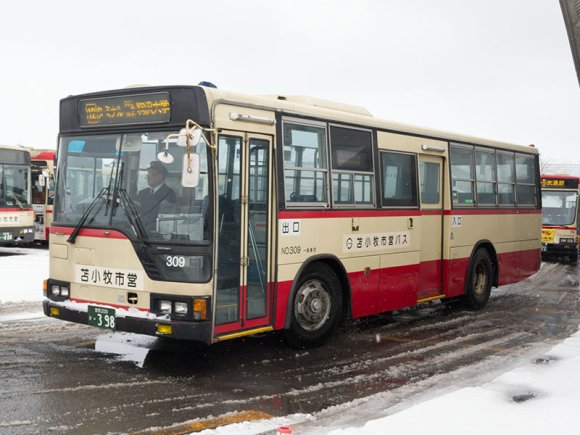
[283,256,350,348]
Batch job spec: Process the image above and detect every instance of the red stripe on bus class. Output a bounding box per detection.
[50,226,128,239]
[279,208,540,219]
[279,210,423,219]
[444,209,541,215]
[541,175,579,180]
[70,298,150,312]
[0,208,33,212]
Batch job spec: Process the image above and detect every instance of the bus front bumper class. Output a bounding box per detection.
[43,300,212,342]
[0,226,34,245]
[541,242,579,259]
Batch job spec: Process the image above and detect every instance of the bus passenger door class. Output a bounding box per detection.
[418,155,444,300]
[214,133,273,338]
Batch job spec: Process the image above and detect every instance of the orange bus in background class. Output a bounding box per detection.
[44,85,542,347]
[0,144,34,245]
[541,174,579,263]
[30,149,55,242]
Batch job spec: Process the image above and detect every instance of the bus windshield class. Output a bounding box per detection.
[54,131,210,244]
[0,163,30,208]
[541,190,578,226]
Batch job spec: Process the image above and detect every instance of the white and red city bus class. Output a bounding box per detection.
[0,144,34,245]
[44,85,541,347]
[540,174,579,263]
[30,149,55,242]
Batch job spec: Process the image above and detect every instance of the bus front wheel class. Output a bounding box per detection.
[464,249,492,310]
[284,263,343,348]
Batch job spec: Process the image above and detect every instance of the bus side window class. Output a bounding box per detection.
[282,120,329,206]
[380,151,418,207]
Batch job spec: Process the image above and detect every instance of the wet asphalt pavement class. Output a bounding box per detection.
[0,261,579,434]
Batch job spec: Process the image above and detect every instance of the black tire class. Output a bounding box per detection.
[463,249,492,310]
[284,263,343,348]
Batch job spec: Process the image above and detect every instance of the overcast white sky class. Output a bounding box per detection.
[1,0,578,161]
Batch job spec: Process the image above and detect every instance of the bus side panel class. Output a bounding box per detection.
[417,259,442,298]
[377,251,420,312]
[443,256,470,298]
[343,257,380,318]
[497,250,519,285]
[377,263,419,312]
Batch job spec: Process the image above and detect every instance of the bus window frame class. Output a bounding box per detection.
[281,117,331,208]
[378,149,419,209]
[329,123,376,209]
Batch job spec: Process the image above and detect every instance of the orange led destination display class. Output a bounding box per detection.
[78,92,170,127]
[541,177,579,190]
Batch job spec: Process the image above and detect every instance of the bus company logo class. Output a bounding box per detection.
[343,231,410,253]
[280,219,301,236]
[75,265,144,291]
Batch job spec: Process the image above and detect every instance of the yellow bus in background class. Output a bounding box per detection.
[44,85,541,347]
[541,174,579,263]
[30,149,55,242]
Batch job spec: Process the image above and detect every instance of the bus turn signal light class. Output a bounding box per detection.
[193,299,207,320]
[43,279,48,297]
[50,307,60,317]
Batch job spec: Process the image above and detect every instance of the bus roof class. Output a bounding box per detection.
[0,144,31,154]
[541,174,580,181]
[62,84,539,155]
[30,149,56,160]
[202,86,539,154]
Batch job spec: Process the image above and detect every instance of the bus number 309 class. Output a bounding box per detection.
[166,256,186,267]
[281,246,301,255]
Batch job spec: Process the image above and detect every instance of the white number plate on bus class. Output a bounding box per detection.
[88,306,116,330]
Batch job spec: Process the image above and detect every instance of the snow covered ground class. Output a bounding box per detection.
[0,246,46,304]
[1,248,579,435]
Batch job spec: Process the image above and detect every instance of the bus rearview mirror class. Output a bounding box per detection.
[182,153,200,188]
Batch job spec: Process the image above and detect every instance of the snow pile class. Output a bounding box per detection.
[326,327,580,435]
[0,247,47,303]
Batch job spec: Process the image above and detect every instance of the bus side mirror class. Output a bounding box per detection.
[182,153,200,188]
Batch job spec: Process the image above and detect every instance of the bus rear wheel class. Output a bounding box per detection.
[464,249,492,310]
[284,263,343,348]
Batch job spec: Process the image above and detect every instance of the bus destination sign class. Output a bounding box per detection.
[78,92,170,127]
[541,178,579,190]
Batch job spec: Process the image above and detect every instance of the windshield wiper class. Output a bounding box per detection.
[67,186,108,244]
[110,160,148,244]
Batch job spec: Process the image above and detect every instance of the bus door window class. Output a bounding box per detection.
[216,136,242,325]
[419,161,440,204]
[247,139,270,319]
